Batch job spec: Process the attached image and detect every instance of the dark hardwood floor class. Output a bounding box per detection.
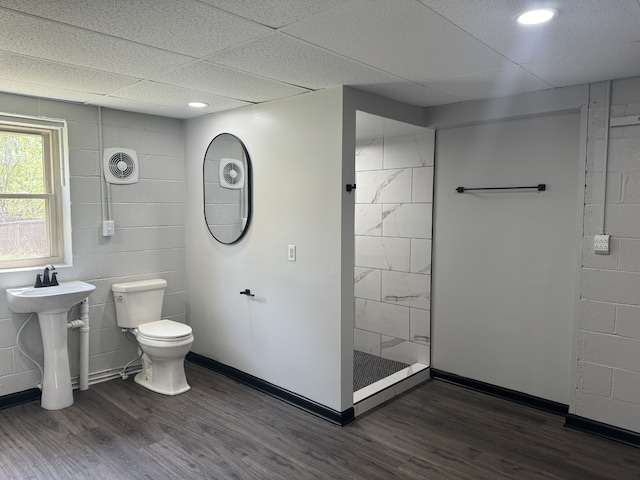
[1,362,639,479]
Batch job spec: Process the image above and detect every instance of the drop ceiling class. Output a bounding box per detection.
[1,0,639,119]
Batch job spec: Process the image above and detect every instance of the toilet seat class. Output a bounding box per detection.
[137,319,192,342]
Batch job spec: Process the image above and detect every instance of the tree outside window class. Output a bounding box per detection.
[0,120,64,268]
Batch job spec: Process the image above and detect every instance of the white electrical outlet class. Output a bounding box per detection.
[594,235,610,255]
[288,245,296,262]
[102,220,115,237]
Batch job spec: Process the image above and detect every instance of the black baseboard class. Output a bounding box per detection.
[565,414,640,448]
[430,369,569,416]
[0,388,40,410]
[186,352,354,426]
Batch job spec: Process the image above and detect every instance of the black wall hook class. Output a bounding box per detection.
[346,184,356,192]
[240,289,255,297]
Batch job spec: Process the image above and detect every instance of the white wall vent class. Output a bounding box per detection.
[103,148,139,185]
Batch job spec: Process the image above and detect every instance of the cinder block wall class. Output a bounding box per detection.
[577,76,640,432]
[0,93,186,397]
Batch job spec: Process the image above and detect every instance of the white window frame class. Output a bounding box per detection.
[0,113,71,271]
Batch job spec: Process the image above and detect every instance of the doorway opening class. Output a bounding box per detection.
[353,111,432,410]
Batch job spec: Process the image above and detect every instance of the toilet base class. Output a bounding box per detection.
[134,369,191,395]
[133,355,191,395]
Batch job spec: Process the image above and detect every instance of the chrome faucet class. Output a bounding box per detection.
[35,264,58,288]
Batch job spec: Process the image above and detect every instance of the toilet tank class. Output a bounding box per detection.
[111,279,167,328]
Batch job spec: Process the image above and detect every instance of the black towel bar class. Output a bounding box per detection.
[456,184,546,193]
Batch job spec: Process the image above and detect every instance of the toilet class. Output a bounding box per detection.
[111,279,193,395]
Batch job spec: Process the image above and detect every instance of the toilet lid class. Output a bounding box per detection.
[138,319,192,341]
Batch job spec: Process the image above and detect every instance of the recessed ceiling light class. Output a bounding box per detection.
[515,8,557,25]
[188,102,208,108]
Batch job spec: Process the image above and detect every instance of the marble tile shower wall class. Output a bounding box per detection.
[0,94,186,397]
[354,132,433,366]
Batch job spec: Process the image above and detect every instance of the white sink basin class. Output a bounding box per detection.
[6,280,96,314]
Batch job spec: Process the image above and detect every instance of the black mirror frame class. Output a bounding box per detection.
[202,133,252,245]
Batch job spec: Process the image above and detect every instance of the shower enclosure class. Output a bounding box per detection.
[353,111,433,410]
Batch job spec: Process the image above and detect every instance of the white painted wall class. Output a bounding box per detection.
[432,111,582,404]
[0,93,186,396]
[185,87,428,412]
[185,89,348,411]
[576,77,640,433]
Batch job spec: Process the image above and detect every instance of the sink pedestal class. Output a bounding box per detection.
[6,280,96,410]
[38,311,73,410]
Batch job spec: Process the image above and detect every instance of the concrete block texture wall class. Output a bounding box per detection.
[577,76,640,432]
[354,131,433,366]
[0,93,186,397]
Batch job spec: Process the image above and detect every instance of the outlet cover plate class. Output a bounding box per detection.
[102,220,115,237]
[594,235,610,255]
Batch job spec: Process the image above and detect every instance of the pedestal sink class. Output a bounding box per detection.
[6,281,96,410]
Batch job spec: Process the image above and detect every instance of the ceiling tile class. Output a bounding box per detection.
[281,0,509,84]
[0,52,138,94]
[86,96,200,119]
[523,41,640,88]
[107,81,250,112]
[419,0,640,64]
[208,33,403,90]
[424,66,553,101]
[0,78,102,103]
[355,82,460,107]
[0,0,636,119]
[153,61,309,103]
[0,9,192,77]
[0,0,271,57]
[199,0,350,28]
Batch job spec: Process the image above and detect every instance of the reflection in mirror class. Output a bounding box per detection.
[203,133,252,244]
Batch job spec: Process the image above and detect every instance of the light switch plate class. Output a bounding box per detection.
[288,245,296,262]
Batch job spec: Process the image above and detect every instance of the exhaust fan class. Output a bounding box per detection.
[103,148,139,184]
[219,158,245,189]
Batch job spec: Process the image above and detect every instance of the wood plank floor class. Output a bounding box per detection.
[0,362,639,479]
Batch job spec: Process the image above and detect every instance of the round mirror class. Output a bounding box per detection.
[203,133,252,244]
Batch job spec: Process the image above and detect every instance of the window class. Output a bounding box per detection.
[0,115,67,269]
